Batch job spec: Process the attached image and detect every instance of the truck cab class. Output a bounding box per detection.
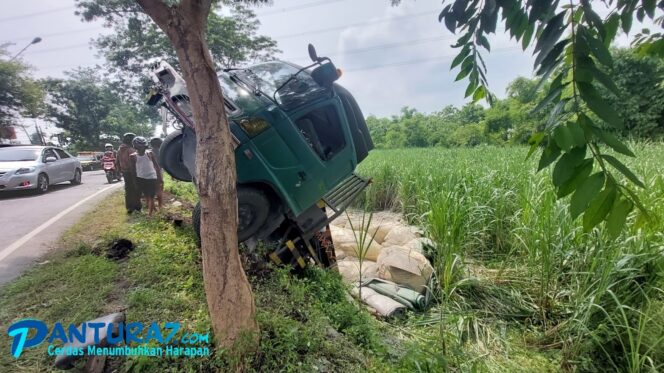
[147,45,373,252]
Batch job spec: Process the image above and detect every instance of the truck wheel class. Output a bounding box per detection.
[192,187,270,245]
[160,130,193,182]
[237,187,270,242]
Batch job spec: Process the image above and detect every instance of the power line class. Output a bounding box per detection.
[256,0,345,16]
[344,46,521,72]
[8,26,105,44]
[0,5,74,22]
[25,43,92,55]
[284,35,457,62]
[274,9,439,39]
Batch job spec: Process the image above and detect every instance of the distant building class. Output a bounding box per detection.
[0,118,63,146]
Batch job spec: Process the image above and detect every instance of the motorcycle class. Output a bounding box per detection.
[102,157,122,183]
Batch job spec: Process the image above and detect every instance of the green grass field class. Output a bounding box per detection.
[1,145,663,372]
[356,144,664,372]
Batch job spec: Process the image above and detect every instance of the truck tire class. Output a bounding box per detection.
[160,130,193,182]
[192,187,271,245]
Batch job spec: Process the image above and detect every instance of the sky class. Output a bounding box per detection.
[0,0,647,118]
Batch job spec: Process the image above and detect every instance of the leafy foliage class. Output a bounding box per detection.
[43,68,155,150]
[74,0,278,94]
[0,48,44,134]
[435,0,664,234]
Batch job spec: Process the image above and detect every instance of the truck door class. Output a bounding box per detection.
[291,102,354,194]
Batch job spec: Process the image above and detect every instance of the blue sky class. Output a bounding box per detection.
[0,0,649,117]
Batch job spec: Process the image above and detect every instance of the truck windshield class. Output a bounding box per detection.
[237,62,328,110]
[0,148,40,162]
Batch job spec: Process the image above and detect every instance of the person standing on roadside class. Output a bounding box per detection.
[117,133,142,213]
[150,137,164,209]
[131,137,162,217]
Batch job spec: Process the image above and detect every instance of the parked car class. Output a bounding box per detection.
[77,151,103,171]
[0,145,82,193]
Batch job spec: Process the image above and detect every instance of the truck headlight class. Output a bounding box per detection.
[16,167,36,175]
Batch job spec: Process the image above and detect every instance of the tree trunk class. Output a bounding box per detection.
[136,0,258,348]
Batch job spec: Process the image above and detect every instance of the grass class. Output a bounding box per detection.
[356,144,664,372]
[2,144,663,372]
[0,178,388,373]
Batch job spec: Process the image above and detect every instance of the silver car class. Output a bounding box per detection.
[0,145,82,193]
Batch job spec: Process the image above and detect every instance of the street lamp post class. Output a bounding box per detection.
[10,37,42,61]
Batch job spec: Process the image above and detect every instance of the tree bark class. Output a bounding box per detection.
[136,0,258,348]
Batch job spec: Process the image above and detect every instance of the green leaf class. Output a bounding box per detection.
[568,120,586,147]
[552,146,586,187]
[522,23,534,50]
[451,46,471,69]
[553,124,574,152]
[570,171,605,219]
[455,63,473,81]
[478,34,491,51]
[445,13,457,33]
[535,39,567,71]
[537,140,561,171]
[526,132,545,159]
[465,79,478,98]
[621,10,633,34]
[606,196,633,238]
[472,85,486,101]
[581,29,613,67]
[604,14,620,46]
[577,82,623,129]
[534,11,566,54]
[532,85,562,113]
[592,128,635,157]
[580,0,605,39]
[557,158,593,198]
[643,0,656,18]
[582,181,617,232]
[601,154,645,188]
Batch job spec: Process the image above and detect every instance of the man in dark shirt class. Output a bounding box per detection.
[117,133,142,213]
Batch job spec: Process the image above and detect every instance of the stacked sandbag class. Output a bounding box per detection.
[351,286,406,318]
[337,258,379,284]
[330,225,384,261]
[330,209,435,315]
[377,246,433,294]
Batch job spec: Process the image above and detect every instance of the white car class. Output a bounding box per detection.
[0,145,82,193]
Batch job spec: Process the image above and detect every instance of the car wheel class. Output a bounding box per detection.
[37,173,49,194]
[71,169,82,185]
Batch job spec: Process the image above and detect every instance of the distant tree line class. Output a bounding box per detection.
[366,48,664,148]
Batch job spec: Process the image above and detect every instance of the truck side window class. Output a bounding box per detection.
[295,105,345,161]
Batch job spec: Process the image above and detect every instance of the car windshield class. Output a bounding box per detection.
[0,148,40,162]
[236,61,328,110]
[77,156,94,161]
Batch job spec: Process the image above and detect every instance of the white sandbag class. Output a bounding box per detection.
[403,238,430,254]
[351,286,406,318]
[331,226,384,261]
[377,246,434,293]
[337,259,379,284]
[371,221,401,245]
[382,225,419,246]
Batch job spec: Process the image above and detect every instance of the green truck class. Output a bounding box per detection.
[147,45,373,268]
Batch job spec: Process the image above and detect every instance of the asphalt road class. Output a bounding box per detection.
[0,170,122,285]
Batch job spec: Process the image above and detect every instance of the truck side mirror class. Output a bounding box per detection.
[311,62,340,88]
[308,44,319,62]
